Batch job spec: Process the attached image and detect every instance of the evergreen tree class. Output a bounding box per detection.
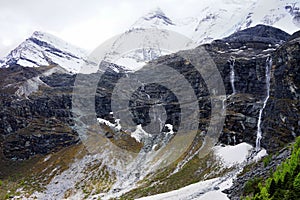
[268,178,276,196]
[293,172,300,192]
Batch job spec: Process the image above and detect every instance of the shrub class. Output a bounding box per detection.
[262,155,272,167]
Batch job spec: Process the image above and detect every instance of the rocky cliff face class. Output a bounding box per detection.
[262,32,300,151]
[1,25,298,159]
[204,25,298,152]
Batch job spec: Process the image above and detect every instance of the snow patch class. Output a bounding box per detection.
[136,177,232,200]
[165,124,174,135]
[214,143,253,168]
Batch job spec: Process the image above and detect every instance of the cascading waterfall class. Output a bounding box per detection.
[229,56,236,94]
[233,135,236,145]
[256,56,272,151]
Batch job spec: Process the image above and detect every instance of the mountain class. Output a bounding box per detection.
[0,24,299,200]
[0,31,96,73]
[131,0,299,42]
[0,1,300,199]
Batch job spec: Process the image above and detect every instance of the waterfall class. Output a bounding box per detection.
[229,56,236,94]
[256,56,272,151]
[233,135,236,145]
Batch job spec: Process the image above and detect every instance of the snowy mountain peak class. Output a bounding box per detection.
[29,31,88,56]
[0,31,94,73]
[143,7,174,25]
[131,7,175,29]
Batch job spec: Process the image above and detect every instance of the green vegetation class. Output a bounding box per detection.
[244,136,300,200]
[262,154,273,167]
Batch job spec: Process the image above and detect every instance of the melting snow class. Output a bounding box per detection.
[165,124,174,135]
[253,149,268,162]
[214,143,253,168]
[97,118,122,131]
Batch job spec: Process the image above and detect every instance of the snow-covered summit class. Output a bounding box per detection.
[0,31,95,73]
[131,7,175,29]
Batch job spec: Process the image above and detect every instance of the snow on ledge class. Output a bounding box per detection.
[131,124,152,142]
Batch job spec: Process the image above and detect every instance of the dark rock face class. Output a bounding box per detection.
[262,36,300,152]
[0,91,78,159]
[207,27,300,152]
[0,63,128,159]
[3,118,78,160]
[220,24,290,48]
[0,66,77,159]
[40,73,76,87]
[288,30,300,41]
[129,83,181,131]
[0,64,41,94]
[202,41,276,148]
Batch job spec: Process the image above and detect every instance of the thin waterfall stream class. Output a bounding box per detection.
[256,56,272,151]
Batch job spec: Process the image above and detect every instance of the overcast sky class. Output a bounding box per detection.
[1,0,236,58]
